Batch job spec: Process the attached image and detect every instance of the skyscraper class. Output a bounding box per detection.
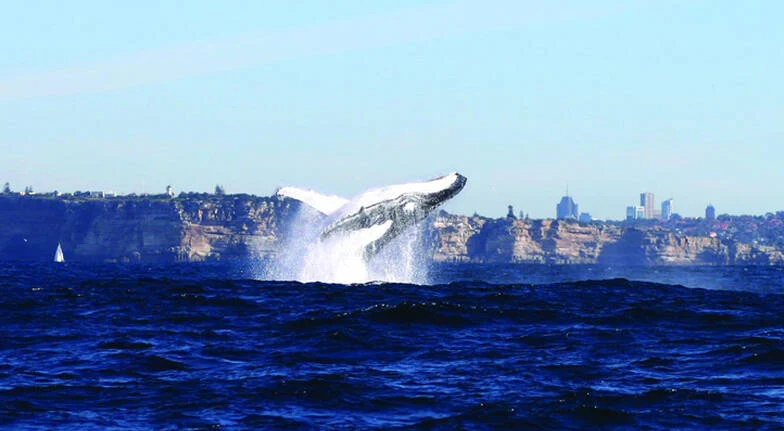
[556,195,578,220]
[706,204,716,220]
[640,192,655,219]
[661,198,674,221]
[626,206,637,221]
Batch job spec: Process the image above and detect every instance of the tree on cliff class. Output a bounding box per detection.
[215,185,225,195]
[2,182,10,194]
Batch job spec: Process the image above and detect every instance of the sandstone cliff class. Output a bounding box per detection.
[0,194,295,263]
[2,195,783,265]
[424,212,784,265]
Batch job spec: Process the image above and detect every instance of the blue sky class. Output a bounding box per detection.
[1,1,782,219]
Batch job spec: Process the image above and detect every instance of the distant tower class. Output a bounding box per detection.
[661,198,674,221]
[507,205,516,219]
[556,194,579,220]
[640,192,655,219]
[166,185,175,198]
[705,204,716,220]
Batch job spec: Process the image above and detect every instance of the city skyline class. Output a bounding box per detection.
[1,1,782,219]
[0,172,747,220]
[1,179,735,222]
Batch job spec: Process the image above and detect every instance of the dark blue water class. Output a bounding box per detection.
[1,263,782,430]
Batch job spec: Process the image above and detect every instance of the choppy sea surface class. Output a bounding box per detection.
[1,263,782,430]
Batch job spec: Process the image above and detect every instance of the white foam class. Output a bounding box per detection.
[264,208,426,284]
[296,220,394,283]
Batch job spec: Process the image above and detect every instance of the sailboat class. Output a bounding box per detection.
[54,242,65,263]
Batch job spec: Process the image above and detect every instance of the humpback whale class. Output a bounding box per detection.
[276,172,467,260]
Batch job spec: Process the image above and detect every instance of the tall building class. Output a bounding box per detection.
[706,204,716,220]
[579,212,592,223]
[556,195,578,220]
[640,192,655,219]
[507,205,516,219]
[661,198,674,221]
[626,205,645,221]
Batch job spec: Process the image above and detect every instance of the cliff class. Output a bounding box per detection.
[2,194,783,265]
[0,194,296,263]
[425,212,784,265]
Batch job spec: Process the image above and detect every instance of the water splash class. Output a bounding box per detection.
[264,206,428,284]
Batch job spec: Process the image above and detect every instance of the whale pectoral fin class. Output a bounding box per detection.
[276,187,349,215]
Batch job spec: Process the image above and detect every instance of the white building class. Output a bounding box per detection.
[640,192,655,219]
[626,205,646,221]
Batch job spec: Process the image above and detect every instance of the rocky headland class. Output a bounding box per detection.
[425,213,784,265]
[2,193,783,265]
[0,193,296,263]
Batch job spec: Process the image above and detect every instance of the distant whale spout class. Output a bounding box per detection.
[276,172,467,260]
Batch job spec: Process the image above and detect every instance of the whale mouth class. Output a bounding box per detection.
[422,173,466,209]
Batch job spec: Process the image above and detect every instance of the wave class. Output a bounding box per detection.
[2,263,784,430]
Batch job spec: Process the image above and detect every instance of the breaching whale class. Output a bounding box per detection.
[276,172,467,260]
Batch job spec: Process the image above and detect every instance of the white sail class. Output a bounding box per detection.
[54,243,65,263]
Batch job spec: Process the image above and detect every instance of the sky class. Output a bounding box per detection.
[1,1,782,220]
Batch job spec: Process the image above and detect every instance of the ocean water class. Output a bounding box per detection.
[0,263,782,430]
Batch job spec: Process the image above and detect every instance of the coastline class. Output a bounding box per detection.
[1,193,783,265]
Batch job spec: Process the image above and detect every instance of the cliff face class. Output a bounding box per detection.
[0,195,295,263]
[2,195,783,265]
[0,197,67,261]
[427,217,619,264]
[426,214,486,262]
[425,213,784,265]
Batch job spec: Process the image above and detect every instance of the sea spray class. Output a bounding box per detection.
[264,204,428,284]
[366,226,427,283]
